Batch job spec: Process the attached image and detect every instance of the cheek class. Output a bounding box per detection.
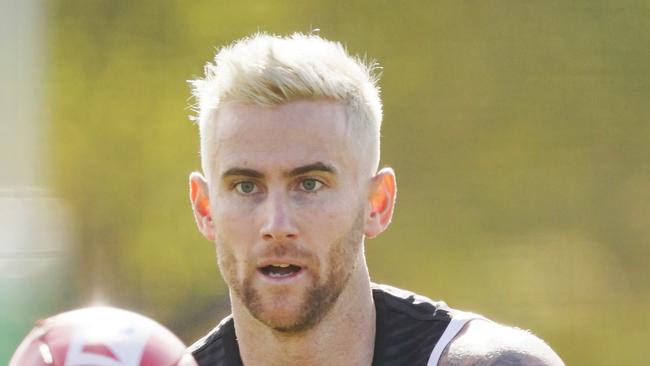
[215,232,257,291]
[215,199,259,240]
[215,242,236,278]
[300,195,361,245]
[213,204,259,276]
[323,195,361,225]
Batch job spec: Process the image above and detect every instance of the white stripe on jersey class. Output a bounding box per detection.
[427,311,485,366]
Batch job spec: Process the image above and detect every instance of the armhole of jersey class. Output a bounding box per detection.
[426,311,485,366]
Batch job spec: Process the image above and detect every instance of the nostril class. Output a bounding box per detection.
[259,195,300,240]
[262,231,297,241]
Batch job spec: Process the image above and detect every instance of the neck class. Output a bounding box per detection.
[233,258,376,366]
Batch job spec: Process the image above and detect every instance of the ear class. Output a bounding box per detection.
[364,167,397,238]
[189,172,215,241]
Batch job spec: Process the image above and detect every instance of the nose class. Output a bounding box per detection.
[259,191,298,242]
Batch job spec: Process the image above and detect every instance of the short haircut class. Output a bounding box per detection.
[190,32,383,178]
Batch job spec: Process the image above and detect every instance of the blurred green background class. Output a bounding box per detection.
[2,0,649,364]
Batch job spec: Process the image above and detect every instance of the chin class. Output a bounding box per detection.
[250,297,314,333]
[250,284,344,335]
[260,311,321,334]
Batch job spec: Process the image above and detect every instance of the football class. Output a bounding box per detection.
[9,306,197,366]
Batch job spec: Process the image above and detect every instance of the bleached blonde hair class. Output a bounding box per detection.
[190,32,383,178]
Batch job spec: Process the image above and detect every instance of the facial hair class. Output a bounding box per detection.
[218,208,365,334]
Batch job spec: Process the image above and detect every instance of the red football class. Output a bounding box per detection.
[9,306,197,366]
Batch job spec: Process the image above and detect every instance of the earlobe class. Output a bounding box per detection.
[364,167,397,238]
[189,172,215,241]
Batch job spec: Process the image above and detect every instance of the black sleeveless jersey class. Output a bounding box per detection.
[188,283,479,366]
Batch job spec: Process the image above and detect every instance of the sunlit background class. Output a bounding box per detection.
[1,1,649,364]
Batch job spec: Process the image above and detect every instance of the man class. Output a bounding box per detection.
[187,33,564,366]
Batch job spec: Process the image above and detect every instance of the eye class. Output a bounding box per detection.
[299,178,323,192]
[234,181,258,195]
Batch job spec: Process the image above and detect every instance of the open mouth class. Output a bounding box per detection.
[260,264,302,278]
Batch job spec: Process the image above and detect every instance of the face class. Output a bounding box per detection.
[201,100,371,333]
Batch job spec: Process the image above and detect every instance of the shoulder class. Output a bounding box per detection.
[438,319,565,366]
[372,283,450,319]
[187,315,235,361]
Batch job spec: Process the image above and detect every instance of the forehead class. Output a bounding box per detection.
[210,100,355,176]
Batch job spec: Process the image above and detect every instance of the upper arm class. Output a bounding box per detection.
[437,319,565,366]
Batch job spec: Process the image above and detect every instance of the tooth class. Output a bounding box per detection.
[272,264,290,268]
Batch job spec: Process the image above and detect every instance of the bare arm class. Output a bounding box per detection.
[438,320,565,366]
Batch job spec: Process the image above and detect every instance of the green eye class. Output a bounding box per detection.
[235,181,257,194]
[300,179,322,191]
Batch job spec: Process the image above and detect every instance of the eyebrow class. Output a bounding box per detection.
[285,162,337,178]
[221,168,264,180]
[221,162,336,180]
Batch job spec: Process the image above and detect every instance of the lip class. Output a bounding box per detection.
[257,258,307,269]
[257,267,305,283]
[256,258,307,283]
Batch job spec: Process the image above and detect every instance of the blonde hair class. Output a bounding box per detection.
[190,32,383,177]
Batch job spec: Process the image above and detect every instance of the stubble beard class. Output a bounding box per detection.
[219,210,365,334]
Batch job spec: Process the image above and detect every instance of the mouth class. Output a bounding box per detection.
[259,263,303,279]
